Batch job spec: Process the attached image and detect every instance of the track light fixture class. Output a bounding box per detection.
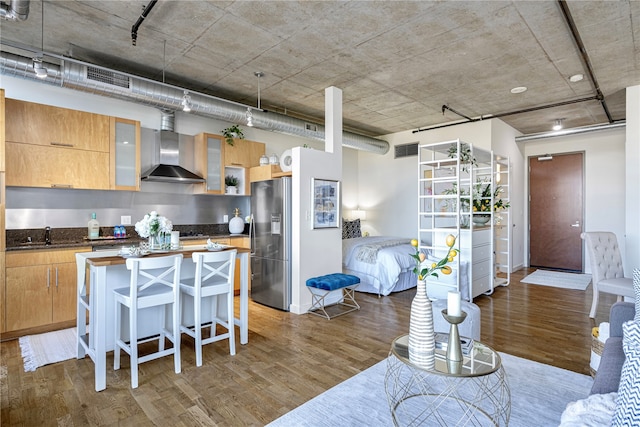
[246,107,254,127]
[33,56,47,78]
[181,90,192,112]
[552,119,563,131]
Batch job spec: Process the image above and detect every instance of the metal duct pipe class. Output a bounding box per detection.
[0,51,389,154]
[0,0,30,21]
[515,121,626,142]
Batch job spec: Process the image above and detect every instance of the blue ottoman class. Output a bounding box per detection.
[306,273,360,319]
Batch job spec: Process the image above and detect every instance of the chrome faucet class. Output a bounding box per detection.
[45,226,51,246]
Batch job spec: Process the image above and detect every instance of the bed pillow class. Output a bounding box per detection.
[342,218,361,239]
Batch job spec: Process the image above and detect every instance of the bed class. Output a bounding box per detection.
[342,235,420,296]
[341,220,470,298]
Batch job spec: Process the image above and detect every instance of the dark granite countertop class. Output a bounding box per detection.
[6,224,249,251]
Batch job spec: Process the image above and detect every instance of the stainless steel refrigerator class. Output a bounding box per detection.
[250,177,292,311]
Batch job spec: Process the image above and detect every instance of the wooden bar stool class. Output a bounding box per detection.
[180,250,237,367]
[113,254,183,389]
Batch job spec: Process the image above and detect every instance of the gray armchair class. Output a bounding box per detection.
[590,301,635,395]
[581,232,633,318]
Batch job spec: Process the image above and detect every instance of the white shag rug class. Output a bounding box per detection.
[521,269,592,291]
[19,327,76,372]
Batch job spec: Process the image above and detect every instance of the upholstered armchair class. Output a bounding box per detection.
[581,232,634,318]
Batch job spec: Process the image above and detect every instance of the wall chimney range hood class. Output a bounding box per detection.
[140,112,206,184]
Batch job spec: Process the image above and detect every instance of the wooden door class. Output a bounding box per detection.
[52,262,77,323]
[5,265,52,330]
[529,152,584,271]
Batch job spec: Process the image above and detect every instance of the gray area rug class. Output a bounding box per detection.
[267,352,593,427]
[521,269,592,291]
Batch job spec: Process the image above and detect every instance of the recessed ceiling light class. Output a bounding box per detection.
[569,74,584,82]
[510,86,527,94]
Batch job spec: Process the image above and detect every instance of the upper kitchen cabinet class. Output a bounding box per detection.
[5,99,111,190]
[110,117,140,191]
[194,133,224,194]
[6,143,110,189]
[5,99,110,152]
[224,138,265,168]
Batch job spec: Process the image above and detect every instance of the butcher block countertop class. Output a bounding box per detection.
[84,246,250,266]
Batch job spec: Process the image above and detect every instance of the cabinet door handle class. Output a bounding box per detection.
[47,268,51,289]
[51,184,73,188]
[55,267,59,288]
[50,142,75,147]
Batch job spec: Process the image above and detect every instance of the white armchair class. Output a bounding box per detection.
[581,232,633,318]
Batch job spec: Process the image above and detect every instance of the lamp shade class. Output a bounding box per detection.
[352,209,366,221]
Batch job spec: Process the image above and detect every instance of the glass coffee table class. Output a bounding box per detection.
[385,334,511,426]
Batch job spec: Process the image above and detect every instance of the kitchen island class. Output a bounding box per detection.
[75,245,250,391]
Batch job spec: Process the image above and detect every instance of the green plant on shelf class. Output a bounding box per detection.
[221,124,244,146]
[225,175,239,187]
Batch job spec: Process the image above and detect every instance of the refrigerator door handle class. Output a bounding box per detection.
[249,213,256,255]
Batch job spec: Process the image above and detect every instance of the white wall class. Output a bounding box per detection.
[627,86,640,272]
[523,128,627,273]
[290,88,343,314]
[350,119,525,271]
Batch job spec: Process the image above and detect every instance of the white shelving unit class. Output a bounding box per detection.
[493,154,511,287]
[418,139,510,301]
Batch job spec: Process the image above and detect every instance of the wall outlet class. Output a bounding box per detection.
[121,215,132,225]
[223,215,229,223]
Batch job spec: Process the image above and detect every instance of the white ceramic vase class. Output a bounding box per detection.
[229,214,245,234]
[408,279,436,369]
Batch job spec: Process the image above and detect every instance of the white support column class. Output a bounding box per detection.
[626,86,640,270]
[325,86,343,159]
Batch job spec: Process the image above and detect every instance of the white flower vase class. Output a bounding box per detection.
[408,279,436,369]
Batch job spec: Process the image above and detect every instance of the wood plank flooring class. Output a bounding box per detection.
[1,267,612,426]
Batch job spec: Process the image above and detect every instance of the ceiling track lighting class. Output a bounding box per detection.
[32,56,47,78]
[181,90,192,112]
[246,71,264,126]
[552,119,563,131]
[245,107,253,127]
[33,1,47,79]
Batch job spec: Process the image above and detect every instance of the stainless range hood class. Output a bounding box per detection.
[141,112,205,184]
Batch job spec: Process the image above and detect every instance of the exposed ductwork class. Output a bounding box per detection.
[0,51,390,154]
[515,121,626,142]
[0,0,30,21]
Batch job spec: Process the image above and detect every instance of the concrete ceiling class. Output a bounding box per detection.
[1,0,638,137]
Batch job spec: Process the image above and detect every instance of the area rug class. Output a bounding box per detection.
[267,352,593,427]
[19,327,76,372]
[521,269,592,291]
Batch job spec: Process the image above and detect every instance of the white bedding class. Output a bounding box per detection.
[342,236,470,299]
[342,236,419,296]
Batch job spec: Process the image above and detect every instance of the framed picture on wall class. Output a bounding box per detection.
[312,178,340,229]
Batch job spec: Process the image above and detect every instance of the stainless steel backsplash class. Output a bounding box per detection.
[6,187,250,229]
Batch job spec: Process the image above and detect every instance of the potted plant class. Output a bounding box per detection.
[225,175,239,194]
[221,124,244,146]
[447,142,477,172]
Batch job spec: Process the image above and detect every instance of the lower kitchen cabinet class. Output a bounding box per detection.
[4,247,91,333]
[186,237,249,293]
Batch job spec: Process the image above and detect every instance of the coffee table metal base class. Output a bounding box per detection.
[384,335,510,426]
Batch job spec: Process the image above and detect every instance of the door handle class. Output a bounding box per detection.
[571,222,580,228]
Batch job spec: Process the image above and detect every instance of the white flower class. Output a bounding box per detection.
[135,211,172,238]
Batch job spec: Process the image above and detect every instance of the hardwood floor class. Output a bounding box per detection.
[1,267,613,426]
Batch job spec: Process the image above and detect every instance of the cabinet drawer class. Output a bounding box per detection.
[472,244,492,262]
[6,248,90,267]
[230,236,250,248]
[472,275,492,297]
[472,228,492,245]
[471,259,492,278]
[6,142,110,189]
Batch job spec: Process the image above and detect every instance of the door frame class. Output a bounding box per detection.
[526,150,586,271]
